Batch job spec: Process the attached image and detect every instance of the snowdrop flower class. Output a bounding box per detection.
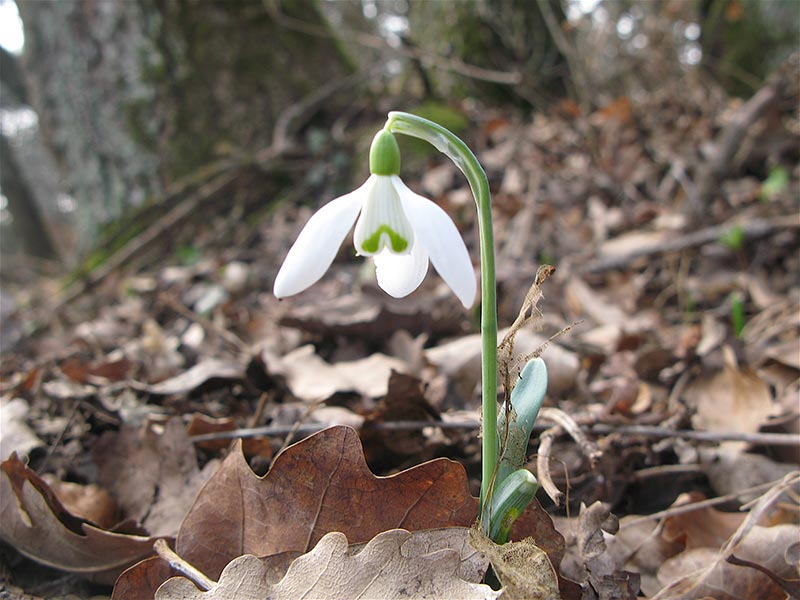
[273,129,476,308]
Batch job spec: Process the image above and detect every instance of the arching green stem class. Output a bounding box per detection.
[384,112,497,530]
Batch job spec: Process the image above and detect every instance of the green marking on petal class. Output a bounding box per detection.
[360,225,408,254]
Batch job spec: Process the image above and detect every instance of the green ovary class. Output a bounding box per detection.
[360,225,409,253]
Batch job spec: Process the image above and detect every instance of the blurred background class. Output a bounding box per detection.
[1,0,797,273]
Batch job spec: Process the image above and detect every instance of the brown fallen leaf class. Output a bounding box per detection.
[60,356,133,384]
[130,358,244,395]
[186,413,239,451]
[653,474,800,600]
[655,526,799,600]
[156,528,499,600]
[93,418,218,538]
[175,426,477,579]
[113,556,181,600]
[186,413,275,459]
[0,453,154,581]
[361,370,440,469]
[119,426,569,596]
[687,347,775,450]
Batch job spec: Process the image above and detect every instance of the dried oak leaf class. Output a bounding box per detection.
[470,528,560,600]
[155,528,498,600]
[0,453,154,580]
[113,551,300,600]
[176,426,566,582]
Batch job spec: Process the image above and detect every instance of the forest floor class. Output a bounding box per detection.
[0,67,798,599]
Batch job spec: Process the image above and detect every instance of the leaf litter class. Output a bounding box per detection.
[1,58,799,598]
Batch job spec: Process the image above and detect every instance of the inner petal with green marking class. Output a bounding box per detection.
[360,225,408,254]
[354,175,414,256]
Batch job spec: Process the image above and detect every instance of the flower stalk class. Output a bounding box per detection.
[384,112,498,528]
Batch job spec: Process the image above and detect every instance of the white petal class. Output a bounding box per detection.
[392,176,476,308]
[273,184,365,298]
[374,243,429,298]
[353,175,414,256]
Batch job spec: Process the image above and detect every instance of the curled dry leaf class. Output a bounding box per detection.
[651,474,800,600]
[118,426,568,596]
[156,528,498,600]
[130,358,244,395]
[41,476,118,530]
[0,453,154,581]
[267,345,407,401]
[555,502,639,599]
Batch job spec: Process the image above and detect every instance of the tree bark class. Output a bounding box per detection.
[16,0,353,252]
[0,134,59,260]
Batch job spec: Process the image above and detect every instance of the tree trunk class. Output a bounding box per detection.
[16,0,353,252]
[0,134,59,260]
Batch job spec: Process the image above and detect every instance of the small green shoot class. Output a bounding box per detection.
[719,224,745,251]
[730,292,746,338]
[760,166,789,202]
[175,245,202,266]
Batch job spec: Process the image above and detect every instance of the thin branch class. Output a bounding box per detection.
[154,539,215,591]
[537,430,565,506]
[188,419,800,448]
[586,424,800,447]
[540,407,602,466]
[188,420,481,444]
